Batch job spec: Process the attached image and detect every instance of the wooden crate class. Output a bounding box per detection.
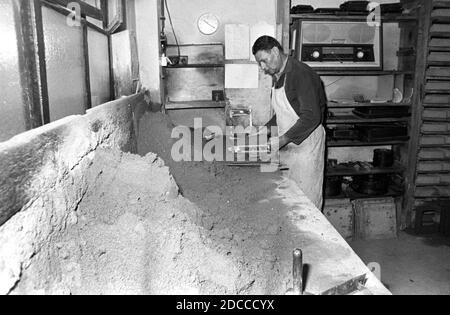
[354,198,398,240]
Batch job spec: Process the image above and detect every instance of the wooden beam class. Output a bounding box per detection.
[44,0,103,20]
[83,22,92,110]
[101,0,108,29]
[12,0,45,129]
[108,34,116,101]
[33,0,50,124]
[277,0,291,54]
[403,0,433,228]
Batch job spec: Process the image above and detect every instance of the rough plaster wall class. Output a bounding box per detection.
[0,94,146,295]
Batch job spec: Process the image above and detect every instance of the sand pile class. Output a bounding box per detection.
[12,111,300,295]
[12,149,256,295]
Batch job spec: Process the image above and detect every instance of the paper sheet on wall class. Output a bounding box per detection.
[250,22,276,61]
[225,64,259,89]
[225,24,250,60]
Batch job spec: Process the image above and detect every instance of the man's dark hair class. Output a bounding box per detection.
[252,36,283,55]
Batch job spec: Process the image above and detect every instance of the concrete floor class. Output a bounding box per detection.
[350,232,450,295]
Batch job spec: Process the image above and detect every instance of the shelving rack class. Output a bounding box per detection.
[279,0,428,228]
[405,0,450,231]
[162,43,227,111]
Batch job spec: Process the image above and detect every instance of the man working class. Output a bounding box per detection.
[253,36,327,209]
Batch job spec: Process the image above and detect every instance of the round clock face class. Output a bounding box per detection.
[198,13,220,35]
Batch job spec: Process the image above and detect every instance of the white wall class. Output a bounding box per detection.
[164,0,276,45]
[135,0,162,104]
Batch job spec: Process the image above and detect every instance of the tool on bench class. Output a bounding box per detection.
[286,249,306,295]
[293,249,304,295]
[286,249,370,295]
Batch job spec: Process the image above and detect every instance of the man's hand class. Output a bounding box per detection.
[269,135,290,153]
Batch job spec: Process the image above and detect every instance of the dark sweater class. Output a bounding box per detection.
[267,57,327,145]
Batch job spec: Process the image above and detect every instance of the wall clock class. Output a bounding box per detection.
[198,13,220,35]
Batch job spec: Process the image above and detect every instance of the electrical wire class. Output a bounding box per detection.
[326,77,345,88]
[164,0,181,58]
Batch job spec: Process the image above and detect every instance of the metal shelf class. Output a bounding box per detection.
[326,185,404,200]
[327,139,409,147]
[327,163,405,177]
[291,14,417,23]
[165,100,227,110]
[163,64,224,69]
[317,70,414,76]
[327,115,410,124]
[328,101,411,108]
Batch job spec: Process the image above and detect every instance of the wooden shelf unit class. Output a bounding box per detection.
[327,115,410,124]
[327,139,410,147]
[327,163,405,177]
[327,101,412,108]
[283,0,423,217]
[327,185,405,200]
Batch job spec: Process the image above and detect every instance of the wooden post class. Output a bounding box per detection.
[83,22,93,110]
[403,0,432,228]
[277,0,291,54]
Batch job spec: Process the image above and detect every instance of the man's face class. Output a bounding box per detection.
[255,47,283,76]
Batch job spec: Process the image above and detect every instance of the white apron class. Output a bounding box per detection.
[272,81,326,209]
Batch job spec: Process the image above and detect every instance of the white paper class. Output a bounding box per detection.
[225,64,259,89]
[250,22,276,61]
[225,24,250,60]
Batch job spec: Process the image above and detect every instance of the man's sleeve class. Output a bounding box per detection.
[284,76,323,145]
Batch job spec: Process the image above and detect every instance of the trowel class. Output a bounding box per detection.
[286,249,371,296]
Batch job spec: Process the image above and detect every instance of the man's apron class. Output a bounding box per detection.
[272,80,326,209]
